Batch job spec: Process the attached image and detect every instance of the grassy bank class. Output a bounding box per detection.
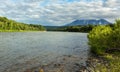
[97,52,120,72]
[86,52,120,72]
[87,19,120,72]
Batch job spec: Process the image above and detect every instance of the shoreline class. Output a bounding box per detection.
[24,53,115,72]
[0,30,46,32]
[85,52,120,72]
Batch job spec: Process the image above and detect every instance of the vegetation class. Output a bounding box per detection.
[88,19,120,54]
[45,25,96,32]
[65,25,95,32]
[88,19,120,72]
[0,17,46,32]
[87,52,120,72]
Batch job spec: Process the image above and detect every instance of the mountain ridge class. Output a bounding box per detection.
[65,19,111,26]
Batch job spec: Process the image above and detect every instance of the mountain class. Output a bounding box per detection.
[65,19,111,26]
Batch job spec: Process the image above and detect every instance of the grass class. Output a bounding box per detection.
[92,52,120,72]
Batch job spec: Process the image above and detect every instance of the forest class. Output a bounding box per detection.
[0,17,46,31]
[45,24,114,33]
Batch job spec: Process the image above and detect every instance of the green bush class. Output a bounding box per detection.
[107,20,120,49]
[88,19,120,54]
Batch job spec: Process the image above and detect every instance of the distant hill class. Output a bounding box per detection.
[65,19,111,26]
[0,17,46,31]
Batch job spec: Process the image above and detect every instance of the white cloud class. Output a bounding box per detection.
[0,0,120,26]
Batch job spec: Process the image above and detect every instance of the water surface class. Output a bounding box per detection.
[0,32,89,72]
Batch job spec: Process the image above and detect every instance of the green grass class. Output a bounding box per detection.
[93,53,120,72]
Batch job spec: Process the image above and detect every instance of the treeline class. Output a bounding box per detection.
[0,17,46,31]
[88,19,120,54]
[45,25,111,32]
[65,24,114,32]
[65,25,95,32]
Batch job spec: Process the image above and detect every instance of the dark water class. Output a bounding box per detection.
[0,32,89,72]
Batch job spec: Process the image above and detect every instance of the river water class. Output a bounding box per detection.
[0,32,89,72]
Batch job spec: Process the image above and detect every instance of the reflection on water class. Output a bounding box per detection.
[0,32,89,72]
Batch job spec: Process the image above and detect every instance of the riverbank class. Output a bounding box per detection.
[23,52,120,72]
[0,30,46,32]
[85,52,120,72]
[86,20,120,72]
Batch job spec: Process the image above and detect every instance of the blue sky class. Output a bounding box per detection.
[0,0,120,26]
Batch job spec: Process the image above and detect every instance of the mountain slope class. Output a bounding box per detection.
[65,19,111,26]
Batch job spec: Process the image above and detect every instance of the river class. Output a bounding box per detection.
[0,32,89,72]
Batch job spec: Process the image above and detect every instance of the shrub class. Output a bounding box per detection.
[88,19,120,54]
[88,25,112,54]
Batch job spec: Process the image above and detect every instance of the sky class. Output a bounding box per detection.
[0,0,120,26]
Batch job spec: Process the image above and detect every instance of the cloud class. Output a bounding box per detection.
[0,0,120,26]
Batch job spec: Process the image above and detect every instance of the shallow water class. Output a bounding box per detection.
[0,32,89,72]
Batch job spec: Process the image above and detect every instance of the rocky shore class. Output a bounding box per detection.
[23,51,111,72]
[26,54,109,72]
[85,54,110,72]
